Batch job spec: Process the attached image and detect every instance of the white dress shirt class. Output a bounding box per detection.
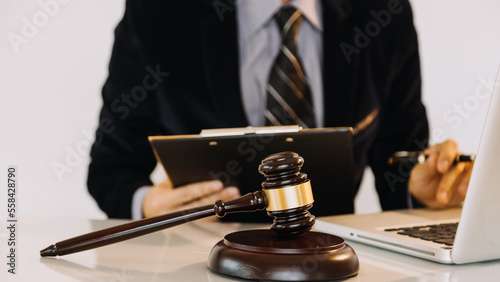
[237,0,324,127]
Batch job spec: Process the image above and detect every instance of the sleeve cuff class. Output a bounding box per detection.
[131,186,151,220]
[407,189,414,209]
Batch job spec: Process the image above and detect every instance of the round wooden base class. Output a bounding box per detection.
[207,230,359,281]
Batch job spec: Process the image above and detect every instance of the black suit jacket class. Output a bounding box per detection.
[88,0,429,219]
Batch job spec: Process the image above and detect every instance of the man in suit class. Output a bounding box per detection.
[88,0,473,220]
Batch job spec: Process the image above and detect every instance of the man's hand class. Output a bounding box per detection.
[409,140,474,208]
[142,179,240,218]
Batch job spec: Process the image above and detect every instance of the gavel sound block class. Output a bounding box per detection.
[207,151,359,281]
[40,152,358,281]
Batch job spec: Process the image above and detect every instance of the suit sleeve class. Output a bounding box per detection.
[87,2,162,219]
[368,2,429,210]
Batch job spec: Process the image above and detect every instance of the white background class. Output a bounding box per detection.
[1,0,500,219]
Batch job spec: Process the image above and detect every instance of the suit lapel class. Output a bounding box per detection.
[322,0,360,127]
[199,1,248,127]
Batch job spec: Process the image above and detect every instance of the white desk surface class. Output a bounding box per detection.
[3,216,500,281]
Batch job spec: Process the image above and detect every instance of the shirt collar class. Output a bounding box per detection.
[238,0,322,43]
[296,0,322,31]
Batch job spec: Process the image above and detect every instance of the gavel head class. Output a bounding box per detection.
[259,151,315,236]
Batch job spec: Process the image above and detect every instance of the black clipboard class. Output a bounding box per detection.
[149,126,355,222]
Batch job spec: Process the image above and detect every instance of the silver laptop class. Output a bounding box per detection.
[315,67,500,264]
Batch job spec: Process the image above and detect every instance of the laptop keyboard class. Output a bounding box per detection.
[384,222,458,247]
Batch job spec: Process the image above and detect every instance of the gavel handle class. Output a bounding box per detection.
[40,191,267,257]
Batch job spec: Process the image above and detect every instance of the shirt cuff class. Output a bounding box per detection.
[407,189,414,209]
[131,186,151,220]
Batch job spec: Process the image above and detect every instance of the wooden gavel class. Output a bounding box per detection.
[40,152,315,257]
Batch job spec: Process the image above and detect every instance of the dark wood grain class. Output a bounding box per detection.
[40,191,267,257]
[259,151,316,235]
[208,229,359,281]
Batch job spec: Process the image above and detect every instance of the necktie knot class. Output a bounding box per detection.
[275,7,303,45]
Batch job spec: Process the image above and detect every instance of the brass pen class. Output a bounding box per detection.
[388,151,476,165]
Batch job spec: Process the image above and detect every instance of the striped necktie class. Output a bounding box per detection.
[265,7,316,129]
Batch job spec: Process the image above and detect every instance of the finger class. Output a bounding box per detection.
[408,154,442,207]
[412,152,439,183]
[191,187,239,221]
[181,187,240,210]
[436,140,458,173]
[172,180,224,204]
[423,143,438,155]
[143,184,178,218]
[436,162,466,205]
[220,186,241,199]
[156,178,174,190]
[447,165,471,206]
[457,162,474,196]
